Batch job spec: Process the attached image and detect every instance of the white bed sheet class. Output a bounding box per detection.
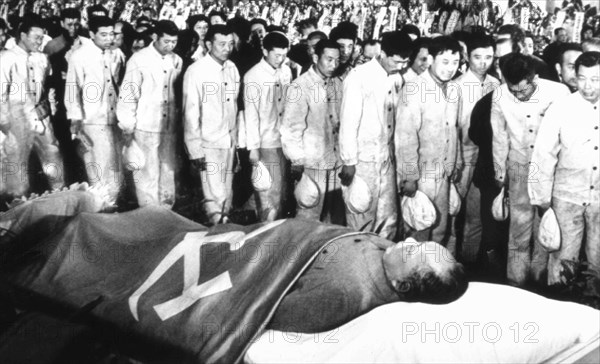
[246,282,600,363]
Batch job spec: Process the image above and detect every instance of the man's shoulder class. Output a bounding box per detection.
[43,35,67,55]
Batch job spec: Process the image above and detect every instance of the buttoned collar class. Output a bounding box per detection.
[464,68,491,85]
[149,42,171,60]
[257,57,279,76]
[574,90,600,110]
[204,53,233,71]
[13,44,30,56]
[307,65,330,86]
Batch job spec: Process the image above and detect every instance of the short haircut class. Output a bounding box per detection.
[208,10,226,23]
[381,31,414,58]
[400,263,468,304]
[227,17,251,43]
[314,39,340,58]
[186,14,209,29]
[498,24,525,52]
[88,16,114,33]
[61,8,81,20]
[400,23,421,39]
[467,33,495,56]
[582,37,600,50]
[19,13,44,34]
[307,30,327,42]
[575,51,600,73]
[554,27,565,36]
[250,18,267,30]
[451,30,471,44]
[427,35,461,58]
[205,24,232,43]
[500,53,536,84]
[557,42,583,65]
[296,18,317,32]
[329,21,358,43]
[363,38,380,47]
[154,20,178,38]
[409,37,431,63]
[581,24,594,39]
[263,31,289,51]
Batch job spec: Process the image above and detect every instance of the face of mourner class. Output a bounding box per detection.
[380,51,409,75]
[21,26,44,52]
[382,239,457,291]
[577,64,600,104]
[468,46,494,78]
[154,33,178,56]
[507,76,538,102]
[336,38,354,64]
[429,50,460,82]
[314,47,340,78]
[264,47,288,69]
[208,33,234,64]
[559,50,583,90]
[91,25,115,51]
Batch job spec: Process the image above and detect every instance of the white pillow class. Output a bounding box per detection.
[246,282,600,363]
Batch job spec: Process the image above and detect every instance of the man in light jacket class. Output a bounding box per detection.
[183,24,240,224]
[339,31,414,240]
[529,51,600,285]
[280,39,344,223]
[395,36,462,247]
[65,16,125,201]
[491,53,570,287]
[117,20,182,208]
[242,31,292,221]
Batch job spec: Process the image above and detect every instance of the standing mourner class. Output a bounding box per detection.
[340,31,413,240]
[396,36,462,247]
[553,43,583,93]
[330,21,358,81]
[65,16,125,201]
[183,24,240,224]
[529,51,600,285]
[1,15,64,199]
[452,34,500,262]
[280,39,344,223]
[243,31,292,221]
[117,20,182,208]
[491,53,570,287]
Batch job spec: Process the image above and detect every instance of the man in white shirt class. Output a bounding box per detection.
[452,34,500,263]
[117,20,182,208]
[65,16,125,201]
[530,51,600,285]
[340,31,414,240]
[280,39,344,223]
[183,24,240,224]
[396,36,462,246]
[491,53,570,287]
[1,16,64,199]
[242,32,292,221]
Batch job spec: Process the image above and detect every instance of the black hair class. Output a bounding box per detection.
[314,39,340,58]
[307,30,327,42]
[208,10,227,24]
[575,51,600,73]
[88,16,114,34]
[186,14,209,30]
[296,18,317,33]
[398,263,468,304]
[409,37,430,64]
[263,32,289,51]
[154,20,179,38]
[363,38,380,47]
[427,35,461,58]
[581,24,594,40]
[61,8,81,20]
[381,31,414,59]
[499,53,536,85]
[227,16,251,43]
[557,42,583,65]
[250,18,268,31]
[329,21,358,43]
[498,24,525,52]
[554,27,565,36]
[19,13,44,35]
[400,23,421,40]
[467,33,495,56]
[205,24,232,43]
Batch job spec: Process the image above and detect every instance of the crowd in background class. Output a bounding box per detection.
[1,0,599,304]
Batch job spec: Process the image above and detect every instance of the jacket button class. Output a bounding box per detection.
[530,145,534,149]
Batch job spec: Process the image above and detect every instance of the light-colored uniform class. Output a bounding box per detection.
[491,78,570,286]
[117,44,182,208]
[183,55,240,224]
[0,46,64,197]
[396,70,460,247]
[65,43,125,200]
[529,91,600,285]
[280,66,344,223]
[452,69,500,261]
[242,58,292,221]
[340,59,401,240]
